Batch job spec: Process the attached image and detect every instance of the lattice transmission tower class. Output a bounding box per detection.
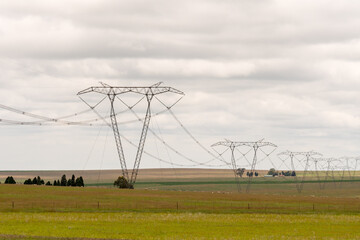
[78,82,184,187]
[314,157,340,189]
[278,150,322,193]
[212,139,277,193]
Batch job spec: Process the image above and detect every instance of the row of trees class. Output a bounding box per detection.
[236,168,259,177]
[2,175,84,187]
[236,168,297,177]
[267,168,296,176]
[24,176,47,185]
[280,171,296,176]
[53,175,84,187]
[246,171,259,177]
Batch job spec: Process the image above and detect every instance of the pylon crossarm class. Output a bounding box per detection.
[211,141,250,148]
[213,140,277,149]
[77,86,184,96]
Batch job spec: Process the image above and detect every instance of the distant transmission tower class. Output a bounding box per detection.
[278,151,322,193]
[339,156,357,181]
[78,82,184,187]
[314,157,339,189]
[211,140,243,192]
[212,139,277,193]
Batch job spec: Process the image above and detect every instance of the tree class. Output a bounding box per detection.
[75,176,84,187]
[32,177,38,185]
[61,175,67,186]
[53,180,58,186]
[255,172,259,177]
[67,179,72,186]
[71,174,76,187]
[291,171,296,176]
[5,176,16,184]
[24,179,32,185]
[56,180,60,186]
[246,172,249,177]
[114,176,133,189]
[45,181,52,186]
[267,168,278,176]
[79,176,84,187]
[236,168,246,178]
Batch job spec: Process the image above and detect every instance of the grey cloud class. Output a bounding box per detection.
[0,0,360,170]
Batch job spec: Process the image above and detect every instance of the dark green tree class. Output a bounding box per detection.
[32,177,38,185]
[75,176,85,187]
[24,179,32,185]
[60,175,67,186]
[236,168,246,178]
[267,168,278,176]
[67,179,72,186]
[5,176,16,184]
[114,176,133,189]
[79,176,84,187]
[53,180,57,186]
[71,174,76,186]
[45,181,51,186]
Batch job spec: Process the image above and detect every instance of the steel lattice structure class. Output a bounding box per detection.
[313,157,340,189]
[278,150,322,193]
[78,82,184,187]
[212,139,277,193]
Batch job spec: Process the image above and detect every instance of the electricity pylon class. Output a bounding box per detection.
[78,82,184,187]
[278,151,322,193]
[211,140,243,192]
[353,157,360,179]
[212,139,277,193]
[339,156,358,181]
[310,157,323,190]
[316,158,340,189]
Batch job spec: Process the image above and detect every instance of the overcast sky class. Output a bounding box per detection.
[0,0,359,171]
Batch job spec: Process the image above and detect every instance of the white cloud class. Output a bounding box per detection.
[0,0,360,170]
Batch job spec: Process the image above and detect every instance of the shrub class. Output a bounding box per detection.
[5,176,16,184]
[24,179,32,185]
[114,176,133,189]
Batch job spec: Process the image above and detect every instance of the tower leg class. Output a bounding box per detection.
[323,162,330,190]
[290,155,301,193]
[109,94,129,182]
[299,156,310,193]
[230,146,241,192]
[246,146,258,193]
[314,161,322,190]
[130,94,153,185]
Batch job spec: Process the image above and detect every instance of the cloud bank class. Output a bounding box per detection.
[0,0,359,170]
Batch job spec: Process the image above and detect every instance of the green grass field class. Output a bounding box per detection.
[0,212,359,240]
[0,180,359,240]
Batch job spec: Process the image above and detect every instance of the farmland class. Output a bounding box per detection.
[0,169,359,239]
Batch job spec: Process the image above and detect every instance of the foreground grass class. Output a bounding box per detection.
[0,212,359,240]
[0,184,359,239]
